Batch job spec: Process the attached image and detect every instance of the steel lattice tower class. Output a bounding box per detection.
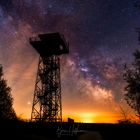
[29,33,69,122]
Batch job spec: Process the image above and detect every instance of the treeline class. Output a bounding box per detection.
[0,65,16,120]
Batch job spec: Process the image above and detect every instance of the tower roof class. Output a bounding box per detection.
[29,32,69,57]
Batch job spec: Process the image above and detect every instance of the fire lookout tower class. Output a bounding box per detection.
[30,33,69,122]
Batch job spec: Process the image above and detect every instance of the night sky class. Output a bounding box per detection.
[0,0,140,123]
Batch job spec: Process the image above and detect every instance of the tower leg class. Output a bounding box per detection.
[31,56,62,122]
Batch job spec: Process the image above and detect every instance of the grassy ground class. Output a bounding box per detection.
[0,120,139,140]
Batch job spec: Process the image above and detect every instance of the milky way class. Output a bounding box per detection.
[0,0,140,122]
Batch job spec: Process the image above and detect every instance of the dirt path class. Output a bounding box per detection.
[78,131,103,140]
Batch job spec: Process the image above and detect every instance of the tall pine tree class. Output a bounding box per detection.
[0,64,16,120]
[123,50,140,119]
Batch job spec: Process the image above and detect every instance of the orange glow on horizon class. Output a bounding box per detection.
[62,112,122,123]
[16,109,138,124]
[17,110,121,123]
[79,112,96,123]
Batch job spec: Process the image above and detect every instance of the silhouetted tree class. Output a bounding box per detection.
[123,50,140,119]
[0,64,16,120]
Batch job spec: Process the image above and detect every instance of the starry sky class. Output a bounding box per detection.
[0,0,140,123]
